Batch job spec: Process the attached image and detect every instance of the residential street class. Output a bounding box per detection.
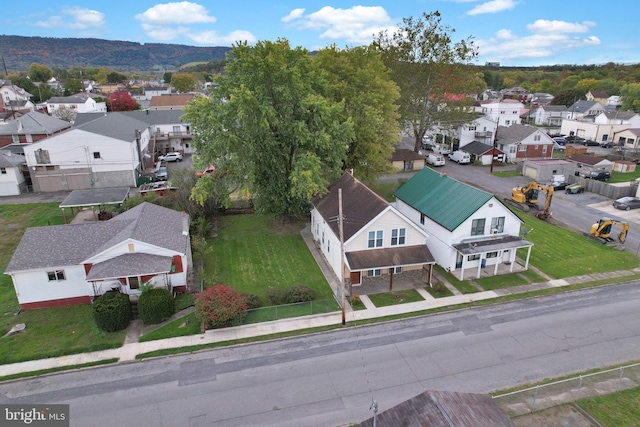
[2,282,640,426]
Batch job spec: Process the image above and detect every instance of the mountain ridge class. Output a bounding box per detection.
[0,35,232,72]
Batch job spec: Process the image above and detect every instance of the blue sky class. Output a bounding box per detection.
[3,0,639,67]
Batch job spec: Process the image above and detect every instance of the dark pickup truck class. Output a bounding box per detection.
[587,170,611,181]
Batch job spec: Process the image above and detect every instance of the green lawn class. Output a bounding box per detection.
[492,169,521,178]
[139,312,201,342]
[475,273,530,290]
[515,211,639,279]
[578,385,640,425]
[368,179,407,202]
[205,215,333,303]
[434,266,481,294]
[368,289,424,307]
[424,284,454,298]
[609,169,640,184]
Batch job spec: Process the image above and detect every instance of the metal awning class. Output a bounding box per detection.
[452,235,533,255]
[60,187,131,208]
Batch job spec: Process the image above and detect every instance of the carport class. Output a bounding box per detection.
[59,187,131,224]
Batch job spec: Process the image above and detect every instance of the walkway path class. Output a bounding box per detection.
[1,267,638,378]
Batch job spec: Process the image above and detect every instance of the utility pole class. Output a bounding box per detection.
[338,188,346,325]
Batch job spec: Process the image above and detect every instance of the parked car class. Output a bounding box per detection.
[553,137,567,145]
[582,140,600,146]
[600,142,615,148]
[566,135,586,144]
[587,170,611,181]
[158,152,183,162]
[550,181,569,191]
[448,150,471,164]
[565,183,585,194]
[613,197,640,210]
[426,153,445,167]
[553,142,566,152]
[155,166,168,181]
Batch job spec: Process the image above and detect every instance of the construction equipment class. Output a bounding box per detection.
[505,181,554,220]
[590,218,629,245]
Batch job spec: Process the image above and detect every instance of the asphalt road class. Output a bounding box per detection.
[2,282,640,426]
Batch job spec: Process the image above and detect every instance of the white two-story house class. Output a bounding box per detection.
[479,99,524,127]
[394,168,532,280]
[311,173,435,290]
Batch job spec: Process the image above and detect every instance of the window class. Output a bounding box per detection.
[367,269,381,277]
[467,254,480,261]
[0,168,6,175]
[512,110,518,114]
[47,270,65,281]
[327,239,330,253]
[26,134,33,143]
[603,134,609,141]
[35,149,51,164]
[509,146,516,154]
[468,125,476,131]
[368,230,383,248]
[534,134,541,141]
[471,218,485,236]
[322,231,324,244]
[518,145,527,152]
[390,266,402,274]
[487,251,499,258]
[93,152,101,159]
[391,228,406,246]
[12,134,19,143]
[128,276,140,289]
[542,146,547,154]
[490,217,505,233]
[420,214,425,225]
[505,120,511,125]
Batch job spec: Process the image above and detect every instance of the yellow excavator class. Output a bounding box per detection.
[590,218,629,245]
[505,181,554,220]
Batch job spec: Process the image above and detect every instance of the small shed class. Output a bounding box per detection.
[614,160,637,173]
[520,159,573,182]
[59,187,131,224]
[566,153,615,177]
[461,141,505,165]
[391,149,426,171]
[564,144,588,156]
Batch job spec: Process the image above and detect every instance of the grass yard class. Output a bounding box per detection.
[237,299,340,324]
[424,283,454,298]
[368,179,408,202]
[434,266,481,294]
[609,168,640,184]
[578,385,640,425]
[515,212,639,279]
[139,312,201,342]
[368,289,424,307]
[492,169,521,178]
[205,215,333,304]
[0,203,126,365]
[475,273,530,290]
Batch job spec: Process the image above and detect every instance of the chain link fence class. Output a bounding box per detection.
[493,362,640,417]
[230,299,340,326]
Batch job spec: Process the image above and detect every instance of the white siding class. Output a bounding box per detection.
[0,165,24,196]
[10,266,93,305]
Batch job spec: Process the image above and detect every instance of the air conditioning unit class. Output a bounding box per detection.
[491,228,499,234]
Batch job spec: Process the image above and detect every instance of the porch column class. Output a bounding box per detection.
[509,250,515,272]
[524,246,532,269]
[493,258,499,276]
[458,256,465,281]
[476,254,483,279]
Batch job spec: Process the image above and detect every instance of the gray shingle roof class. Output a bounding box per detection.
[462,141,503,156]
[85,253,173,280]
[0,150,26,168]
[0,112,71,136]
[74,113,151,142]
[5,202,189,273]
[496,124,538,144]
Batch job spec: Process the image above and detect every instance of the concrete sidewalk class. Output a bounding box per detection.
[1,267,638,378]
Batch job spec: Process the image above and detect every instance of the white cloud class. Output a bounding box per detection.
[467,0,517,16]
[135,2,217,25]
[135,1,253,45]
[282,8,305,23]
[526,19,595,34]
[34,7,106,31]
[476,19,601,61]
[282,5,393,43]
[187,30,256,45]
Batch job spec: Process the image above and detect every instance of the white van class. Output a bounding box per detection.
[448,150,471,164]
[433,144,451,155]
[426,153,445,167]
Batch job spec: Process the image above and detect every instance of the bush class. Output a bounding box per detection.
[92,292,131,332]
[265,287,287,305]
[431,281,449,296]
[138,288,175,324]
[284,284,315,303]
[195,285,248,329]
[241,292,262,309]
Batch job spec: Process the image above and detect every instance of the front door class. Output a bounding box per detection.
[350,271,361,285]
[455,253,463,269]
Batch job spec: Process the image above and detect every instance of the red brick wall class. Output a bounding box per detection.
[20,295,92,310]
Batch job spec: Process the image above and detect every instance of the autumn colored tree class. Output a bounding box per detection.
[195,285,247,329]
[107,91,137,111]
[374,11,478,152]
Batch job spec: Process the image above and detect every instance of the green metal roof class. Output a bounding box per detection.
[394,168,494,231]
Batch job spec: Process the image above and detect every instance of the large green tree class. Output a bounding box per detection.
[620,83,640,112]
[28,63,53,82]
[373,11,478,152]
[63,78,83,96]
[183,39,352,217]
[314,45,400,182]
[171,74,195,93]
